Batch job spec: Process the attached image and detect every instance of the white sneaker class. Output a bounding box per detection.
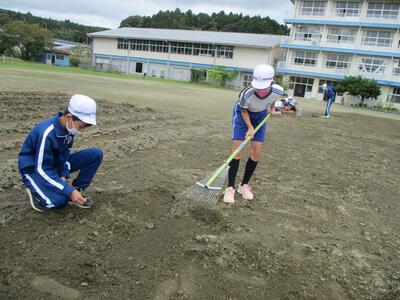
[26,188,46,212]
[223,187,235,204]
[238,184,254,200]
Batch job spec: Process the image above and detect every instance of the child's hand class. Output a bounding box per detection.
[246,127,255,139]
[70,189,86,205]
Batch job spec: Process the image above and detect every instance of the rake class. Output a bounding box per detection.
[183,113,271,206]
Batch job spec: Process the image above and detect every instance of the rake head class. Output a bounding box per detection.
[183,166,229,206]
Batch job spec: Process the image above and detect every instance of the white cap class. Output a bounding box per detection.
[322,83,327,90]
[68,94,97,125]
[251,64,274,89]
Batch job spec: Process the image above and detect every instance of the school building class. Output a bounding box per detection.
[277,0,400,106]
[87,28,288,89]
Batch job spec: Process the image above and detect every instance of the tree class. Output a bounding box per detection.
[118,9,289,35]
[0,20,53,60]
[0,8,108,43]
[120,15,142,27]
[336,76,381,106]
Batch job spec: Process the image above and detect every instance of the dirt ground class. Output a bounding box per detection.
[0,83,400,299]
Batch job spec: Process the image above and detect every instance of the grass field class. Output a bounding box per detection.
[0,64,400,300]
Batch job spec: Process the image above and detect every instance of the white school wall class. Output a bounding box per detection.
[92,37,284,73]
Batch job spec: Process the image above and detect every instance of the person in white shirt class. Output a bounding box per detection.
[282,95,297,112]
[273,99,284,114]
[223,64,283,204]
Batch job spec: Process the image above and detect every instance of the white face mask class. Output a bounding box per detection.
[66,119,80,136]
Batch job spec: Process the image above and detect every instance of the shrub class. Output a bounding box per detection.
[207,68,238,86]
[70,56,80,67]
[190,69,207,83]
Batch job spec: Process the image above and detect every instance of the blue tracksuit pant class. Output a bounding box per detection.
[324,96,335,116]
[22,148,103,208]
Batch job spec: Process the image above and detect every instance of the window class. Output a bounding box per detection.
[393,59,400,76]
[367,2,399,19]
[184,43,193,55]
[318,80,337,93]
[326,27,357,44]
[217,45,234,59]
[362,30,393,47]
[335,2,361,17]
[359,57,386,73]
[130,39,168,52]
[324,53,351,69]
[199,44,215,57]
[116,38,234,59]
[293,50,318,66]
[294,26,321,42]
[300,1,326,16]
[289,76,314,92]
[389,87,400,104]
[117,38,123,49]
[243,73,252,87]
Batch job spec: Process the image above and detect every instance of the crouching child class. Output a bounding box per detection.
[18,94,103,212]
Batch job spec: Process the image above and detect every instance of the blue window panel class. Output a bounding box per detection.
[285,19,400,29]
[277,67,400,87]
[281,44,400,58]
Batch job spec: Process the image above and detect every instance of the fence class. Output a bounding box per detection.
[76,56,92,69]
[346,95,380,107]
[1,55,22,64]
[345,94,400,114]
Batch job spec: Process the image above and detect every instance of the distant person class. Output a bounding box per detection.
[323,83,336,118]
[143,67,148,78]
[322,83,329,101]
[273,99,284,114]
[282,95,297,113]
[18,95,103,212]
[223,64,283,204]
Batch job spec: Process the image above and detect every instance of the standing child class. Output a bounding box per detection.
[323,83,336,118]
[224,64,283,204]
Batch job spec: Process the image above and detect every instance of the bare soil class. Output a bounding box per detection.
[0,90,400,300]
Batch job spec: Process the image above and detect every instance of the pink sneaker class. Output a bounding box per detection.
[223,187,235,204]
[238,184,254,200]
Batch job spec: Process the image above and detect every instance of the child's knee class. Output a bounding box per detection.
[49,195,70,208]
[250,149,261,161]
[90,148,103,164]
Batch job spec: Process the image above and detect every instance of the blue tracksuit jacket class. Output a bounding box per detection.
[327,85,335,100]
[18,112,75,197]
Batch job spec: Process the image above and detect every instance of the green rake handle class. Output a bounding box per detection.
[205,113,271,187]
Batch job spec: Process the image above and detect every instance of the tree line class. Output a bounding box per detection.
[0,8,107,43]
[120,9,289,36]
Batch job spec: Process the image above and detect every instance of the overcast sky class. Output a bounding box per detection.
[0,0,293,28]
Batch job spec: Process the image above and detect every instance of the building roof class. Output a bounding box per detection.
[53,39,87,49]
[88,27,288,49]
[45,47,71,55]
